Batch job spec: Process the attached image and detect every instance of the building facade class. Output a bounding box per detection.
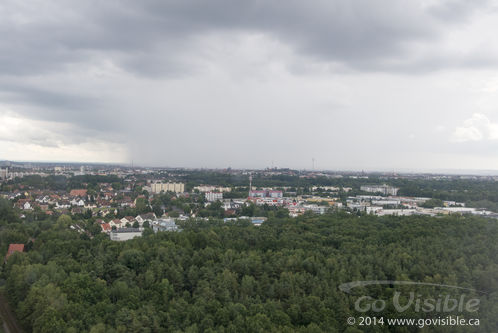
[0,168,8,180]
[249,190,283,198]
[205,191,223,202]
[150,182,185,194]
[360,184,399,196]
[194,185,232,193]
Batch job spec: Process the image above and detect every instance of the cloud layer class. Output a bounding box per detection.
[452,113,498,142]
[1,0,498,170]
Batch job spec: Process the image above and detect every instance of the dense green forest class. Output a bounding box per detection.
[1,199,497,332]
[2,174,122,191]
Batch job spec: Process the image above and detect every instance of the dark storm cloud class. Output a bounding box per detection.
[1,0,498,168]
[0,0,493,79]
[0,0,491,126]
[112,0,489,70]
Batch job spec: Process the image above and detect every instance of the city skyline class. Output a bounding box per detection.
[5,159,498,176]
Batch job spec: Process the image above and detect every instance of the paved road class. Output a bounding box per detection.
[0,293,24,333]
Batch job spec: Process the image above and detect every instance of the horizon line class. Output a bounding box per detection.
[2,159,498,176]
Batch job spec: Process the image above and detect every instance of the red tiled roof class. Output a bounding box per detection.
[70,189,87,197]
[101,223,111,231]
[5,244,24,261]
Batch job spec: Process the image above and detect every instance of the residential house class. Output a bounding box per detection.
[70,189,88,197]
[70,198,85,206]
[109,219,123,229]
[4,243,24,263]
[135,213,156,227]
[16,199,32,210]
[100,223,112,233]
[120,216,136,226]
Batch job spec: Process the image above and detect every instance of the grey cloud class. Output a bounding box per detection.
[0,83,105,126]
[428,0,491,22]
[1,0,498,169]
[0,0,494,79]
[0,83,98,112]
[0,80,126,146]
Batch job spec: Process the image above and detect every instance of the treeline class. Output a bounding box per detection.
[1,206,497,331]
[3,175,122,191]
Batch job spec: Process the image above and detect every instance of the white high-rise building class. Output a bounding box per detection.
[0,168,8,180]
[150,182,185,193]
[360,184,399,196]
[205,192,223,202]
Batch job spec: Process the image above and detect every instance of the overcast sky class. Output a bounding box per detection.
[2,0,498,171]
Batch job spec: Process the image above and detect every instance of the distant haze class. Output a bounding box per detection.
[2,1,498,170]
